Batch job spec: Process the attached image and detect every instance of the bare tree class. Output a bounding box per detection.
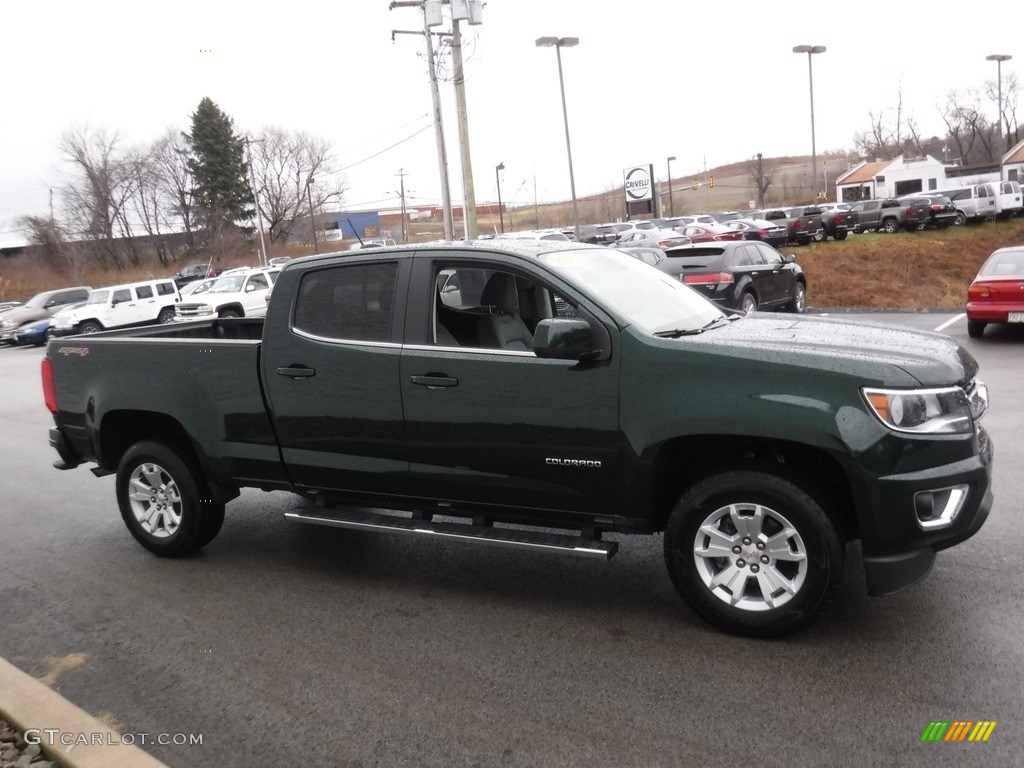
[17,215,80,275]
[748,155,775,209]
[150,129,199,258]
[249,127,346,244]
[58,125,137,269]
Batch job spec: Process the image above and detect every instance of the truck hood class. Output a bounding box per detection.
[689,314,978,387]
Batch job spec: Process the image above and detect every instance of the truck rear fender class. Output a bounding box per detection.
[646,435,858,540]
[98,409,240,505]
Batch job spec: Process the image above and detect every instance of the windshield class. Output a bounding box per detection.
[85,290,110,305]
[208,275,246,293]
[538,248,724,334]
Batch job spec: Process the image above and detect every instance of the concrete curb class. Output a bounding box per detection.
[0,657,167,768]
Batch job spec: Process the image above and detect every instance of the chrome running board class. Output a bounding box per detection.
[285,508,618,559]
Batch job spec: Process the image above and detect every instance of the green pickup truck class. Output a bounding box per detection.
[42,242,993,637]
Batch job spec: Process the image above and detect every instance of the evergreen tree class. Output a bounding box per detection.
[185,97,253,241]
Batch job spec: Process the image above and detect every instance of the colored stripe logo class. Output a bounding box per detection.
[921,721,997,742]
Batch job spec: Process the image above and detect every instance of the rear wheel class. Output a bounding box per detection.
[834,231,848,241]
[967,321,986,339]
[663,470,844,637]
[882,219,900,233]
[812,229,826,242]
[116,440,226,557]
[740,292,757,314]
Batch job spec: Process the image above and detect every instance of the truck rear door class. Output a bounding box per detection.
[260,259,411,495]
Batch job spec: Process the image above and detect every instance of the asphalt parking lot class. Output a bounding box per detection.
[1,311,1021,768]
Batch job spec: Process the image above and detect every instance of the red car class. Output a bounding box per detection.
[674,223,745,243]
[966,246,1024,338]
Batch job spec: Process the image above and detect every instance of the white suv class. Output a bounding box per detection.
[174,267,280,320]
[51,279,181,336]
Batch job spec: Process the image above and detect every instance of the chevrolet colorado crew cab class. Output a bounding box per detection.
[42,242,994,637]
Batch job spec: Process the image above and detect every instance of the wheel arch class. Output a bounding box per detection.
[98,410,238,503]
[646,435,857,540]
[217,303,244,317]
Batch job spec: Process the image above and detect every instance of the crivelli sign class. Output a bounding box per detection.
[623,164,655,216]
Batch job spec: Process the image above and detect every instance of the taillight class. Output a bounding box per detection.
[931,204,943,212]
[968,284,991,300]
[834,213,842,224]
[682,272,735,286]
[758,229,770,237]
[906,207,914,217]
[41,358,58,414]
[794,219,802,230]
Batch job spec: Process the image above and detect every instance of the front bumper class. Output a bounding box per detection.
[860,425,994,596]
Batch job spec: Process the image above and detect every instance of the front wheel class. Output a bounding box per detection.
[954,211,967,226]
[78,321,103,335]
[834,231,848,241]
[157,308,176,324]
[219,309,242,319]
[116,440,226,557]
[786,282,806,314]
[663,470,844,637]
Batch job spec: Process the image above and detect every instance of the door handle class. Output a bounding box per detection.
[277,366,316,379]
[410,374,459,389]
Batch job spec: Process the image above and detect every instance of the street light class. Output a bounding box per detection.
[535,36,580,240]
[987,54,1012,171]
[666,156,676,217]
[495,162,505,233]
[793,44,826,200]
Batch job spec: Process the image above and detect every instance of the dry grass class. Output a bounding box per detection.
[798,218,1024,309]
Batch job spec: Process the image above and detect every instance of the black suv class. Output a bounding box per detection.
[659,241,806,314]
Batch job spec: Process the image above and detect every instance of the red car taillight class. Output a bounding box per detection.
[41,358,58,414]
[794,219,803,230]
[833,213,842,224]
[968,284,991,300]
[931,204,944,212]
[682,272,735,287]
[906,206,915,217]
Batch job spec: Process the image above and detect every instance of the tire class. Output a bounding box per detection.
[967,321,986,339]
[786,282,806,314]
[219,309,242,319]
[739,292,757,314]
[663,470,844,637]
[812,229,826,243]
[882,219,899,234]
[954,211,967,226]
[116,440,226,557]
[157,308,176,324]
[834,231,848,241]
[78,321,103,335]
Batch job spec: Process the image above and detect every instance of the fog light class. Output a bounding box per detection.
[914,485,968,529]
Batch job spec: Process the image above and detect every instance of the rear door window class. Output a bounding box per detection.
[293,262,399,342]
[136,285,154,299]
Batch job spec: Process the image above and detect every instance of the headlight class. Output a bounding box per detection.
[862,386,974,434]
[196,306,215,316]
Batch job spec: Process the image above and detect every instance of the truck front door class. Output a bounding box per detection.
[399,257,625,518]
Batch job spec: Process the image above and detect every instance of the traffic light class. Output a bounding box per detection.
[691,179,699,190]
[709,176,716,188]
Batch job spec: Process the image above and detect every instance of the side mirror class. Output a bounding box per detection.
[783,254,796,263]
[533,318,595,360]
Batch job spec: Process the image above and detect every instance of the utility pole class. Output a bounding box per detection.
[756,153,765,209]
[305,175,319,254]
[396,168,409,242]
[391,2,454,241]
[452,18,478,239]
[703,156,710,211]
[244,137,268,266]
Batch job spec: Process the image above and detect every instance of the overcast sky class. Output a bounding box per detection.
[1,1,1020,243]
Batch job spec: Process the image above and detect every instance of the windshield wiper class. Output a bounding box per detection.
[654,317,731,338]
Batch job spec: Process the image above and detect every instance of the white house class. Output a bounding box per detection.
[1003,138,1024,183]
[835,155,961,202]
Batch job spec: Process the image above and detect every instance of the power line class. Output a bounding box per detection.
[336,123,435,173]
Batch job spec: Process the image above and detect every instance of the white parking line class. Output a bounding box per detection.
[934,313,966,332]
